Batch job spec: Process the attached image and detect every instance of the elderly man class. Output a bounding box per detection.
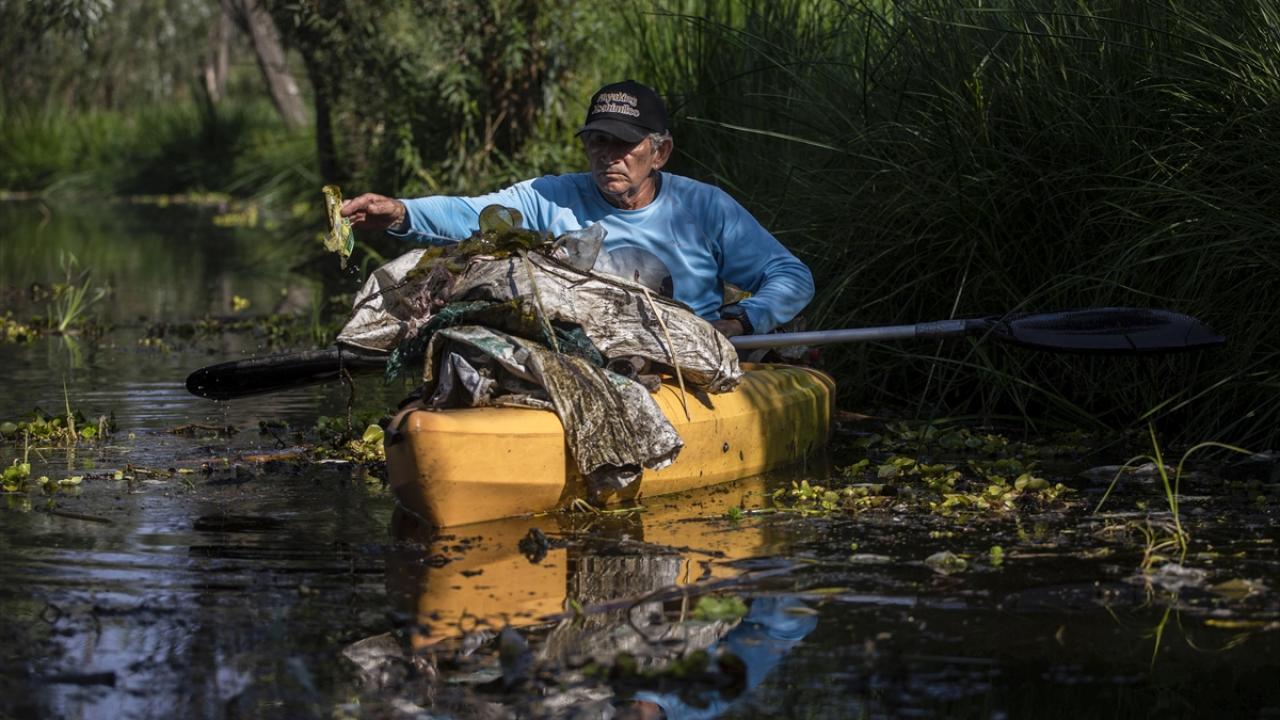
[341,79,813,337]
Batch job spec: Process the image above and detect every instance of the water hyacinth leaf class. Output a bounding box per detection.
[322,184,354,268]
[1015,474,1050,492]
[875,463,895,479]
[361,424,384,445]
[3,461,31,484]
[692,595,748,621]
[840,458,870,476]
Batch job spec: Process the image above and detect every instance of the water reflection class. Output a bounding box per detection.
[374,476,820,718]
[0,201,319,323]
[388,477,775,651]
[0,462,394,719]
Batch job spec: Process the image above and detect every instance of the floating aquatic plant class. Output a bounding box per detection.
[1,313,36,343]
[0,408,113,447]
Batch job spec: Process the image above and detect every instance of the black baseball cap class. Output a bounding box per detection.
[576,80,668,143]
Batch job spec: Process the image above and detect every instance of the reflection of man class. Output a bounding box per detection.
[341,79,814,338]
[616,597,820,720]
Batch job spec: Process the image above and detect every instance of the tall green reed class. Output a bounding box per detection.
[629,0,1280,445]
[48,251,106,333]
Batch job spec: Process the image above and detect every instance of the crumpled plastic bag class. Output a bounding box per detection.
[423,325,683,490]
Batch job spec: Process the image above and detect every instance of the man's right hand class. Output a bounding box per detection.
[341,193,408,232]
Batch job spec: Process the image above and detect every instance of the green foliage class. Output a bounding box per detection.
[691,594,749,622]
[780,422,1074,517]
[0,0,222,111]
[632,0,1280,446]
[48,251,107,332]
[1,312,36,343]
[0,99,313,197]
[266,0,629,193]
[310,416,387,463]
[1094,425,1252,570]
[1,460,32,493]
[0,407,114,447]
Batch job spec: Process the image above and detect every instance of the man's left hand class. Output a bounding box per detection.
[712,318,746,337]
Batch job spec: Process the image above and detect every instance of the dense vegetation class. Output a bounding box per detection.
[3,0,1277,447]
[630,1,1280,445]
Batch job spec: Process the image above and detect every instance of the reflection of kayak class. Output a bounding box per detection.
[386,475,779,653]
[385,364,834,527]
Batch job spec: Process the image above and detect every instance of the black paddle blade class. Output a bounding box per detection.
[993,308,1226,354]
[185,346,389,400]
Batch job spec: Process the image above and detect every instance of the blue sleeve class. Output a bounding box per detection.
[392,182,546,245]
[711,192,814,334]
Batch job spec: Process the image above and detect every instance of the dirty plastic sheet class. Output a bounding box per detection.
[337,249,741,392]
[336,248,441,352]
[425,326,683,490]
[450,252,741,391]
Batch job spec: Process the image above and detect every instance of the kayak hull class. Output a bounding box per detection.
[385,364,834,527]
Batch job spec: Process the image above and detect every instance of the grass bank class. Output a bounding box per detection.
[631,0,1280,446]
[0,99,316,204]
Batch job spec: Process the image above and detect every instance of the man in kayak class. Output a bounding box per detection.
[341,79,813,338]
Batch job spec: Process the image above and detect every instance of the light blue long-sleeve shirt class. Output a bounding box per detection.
[393,172,814,334]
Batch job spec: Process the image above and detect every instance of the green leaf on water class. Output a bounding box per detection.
[692,595,748,621]
[361,424,384,444]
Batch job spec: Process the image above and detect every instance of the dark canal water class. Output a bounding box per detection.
[1,202,1278,718]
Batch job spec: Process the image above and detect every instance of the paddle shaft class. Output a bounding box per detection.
[730,320,978,350]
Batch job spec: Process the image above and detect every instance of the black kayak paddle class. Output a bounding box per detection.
[185,345,390,401]
[186,307,1224,400]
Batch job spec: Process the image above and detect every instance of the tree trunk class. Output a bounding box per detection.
[300,49,340,183]
[201,7,232,104]
[224,0,308,128]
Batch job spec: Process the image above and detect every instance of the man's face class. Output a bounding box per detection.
[581,130,671,208]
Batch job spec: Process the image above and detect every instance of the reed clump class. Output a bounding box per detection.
[631,0,1280,446]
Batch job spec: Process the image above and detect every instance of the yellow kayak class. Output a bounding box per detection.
[384,364,834,527]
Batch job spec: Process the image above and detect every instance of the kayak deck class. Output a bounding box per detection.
[385,364,834,527]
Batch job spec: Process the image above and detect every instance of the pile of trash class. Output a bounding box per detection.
[337,205,742,491]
